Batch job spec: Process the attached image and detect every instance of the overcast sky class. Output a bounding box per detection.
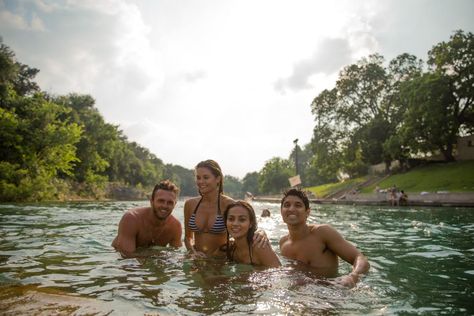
[1,0,473,178]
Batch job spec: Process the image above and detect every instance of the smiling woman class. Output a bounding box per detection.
[183,160,234,257]
[223,201,281,268]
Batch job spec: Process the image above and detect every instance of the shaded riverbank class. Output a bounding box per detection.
[254,192,474,207]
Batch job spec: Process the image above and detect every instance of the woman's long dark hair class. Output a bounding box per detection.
[223,200,257,261]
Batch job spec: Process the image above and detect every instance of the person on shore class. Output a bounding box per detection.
[399,190,408,206]
[390,185,399,206]
[184,160,268,258]
[112,180,182,257]
[279,188,370,287]
[221,201,280,268]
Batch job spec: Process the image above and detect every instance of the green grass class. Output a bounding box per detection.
[306,176,368,198]
[361,161,474,193]
[306,161,474,196]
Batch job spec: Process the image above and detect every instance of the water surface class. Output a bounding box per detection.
[0,201,473,315]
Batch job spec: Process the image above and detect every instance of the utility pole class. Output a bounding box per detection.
[293,138,299,176]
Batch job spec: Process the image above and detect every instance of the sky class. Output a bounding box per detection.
[1,0,473,178]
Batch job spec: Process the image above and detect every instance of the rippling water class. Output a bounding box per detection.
[0,201,473,315]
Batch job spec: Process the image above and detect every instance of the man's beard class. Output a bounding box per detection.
[153,206,171,220]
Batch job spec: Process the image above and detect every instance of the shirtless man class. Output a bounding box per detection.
[112,180,182,257]
[279,188,370,287]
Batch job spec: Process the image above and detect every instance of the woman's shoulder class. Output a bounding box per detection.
[220,194,235,205]
[184,196,201,209]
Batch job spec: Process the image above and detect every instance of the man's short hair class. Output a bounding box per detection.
[281,188,310,209]
[151,180,180,200]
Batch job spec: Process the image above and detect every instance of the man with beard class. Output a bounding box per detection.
[112,180,182,257]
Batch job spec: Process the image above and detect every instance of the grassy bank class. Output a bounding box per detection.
[306,161,474,197]
[306,176,368,198]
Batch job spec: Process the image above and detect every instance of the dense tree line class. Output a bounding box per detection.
[245,30,473,194]
[0,39,198,201]
[2,30,472,201]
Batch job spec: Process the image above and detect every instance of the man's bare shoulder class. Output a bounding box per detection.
[310,223,343,242]
[167,215,182,228]
[123,206,149,219]
[309,223,334,233]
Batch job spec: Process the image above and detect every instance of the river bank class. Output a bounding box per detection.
[253,192,474,207]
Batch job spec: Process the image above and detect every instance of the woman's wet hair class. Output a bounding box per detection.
[151,179,180,200]
[223,200,258,260]
[281,188,310,209]
[195,159,224,194]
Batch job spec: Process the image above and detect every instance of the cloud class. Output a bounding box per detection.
[5,0,164,124]
[0,9,45,31]
[274,38,352,93]
[183,70,207,83]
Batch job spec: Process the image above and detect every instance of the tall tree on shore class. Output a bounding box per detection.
[242,171,259,196]
[310,53,423,177]
[0,40,189,201]
[397,30,474,161]
[427,30,474,135]
[399,73,458,160]
[258,157,293,194]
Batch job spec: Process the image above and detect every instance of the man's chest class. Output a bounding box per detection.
[137,226,170,246]
[281,239,329,265]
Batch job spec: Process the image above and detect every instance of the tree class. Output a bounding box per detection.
[163,164,195,196]
[242,172,259,196]
[258,157,293,194]
[428,30,474,134]
[399,73,458,161]
[224,175,243,198]
[0,40,197,201]
[310,53,424,177]
[0,95,82,201]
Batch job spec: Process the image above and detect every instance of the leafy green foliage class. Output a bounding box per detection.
[224,175,244,199]
[242,171,259,196]
[304,30,473,184]
[258,157,293,194]
[399,73,458,160]
[0,40,195,201]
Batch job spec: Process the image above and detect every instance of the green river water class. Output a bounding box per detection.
[0,201,473,315]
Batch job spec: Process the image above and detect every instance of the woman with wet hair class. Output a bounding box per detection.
[223,201,280,268]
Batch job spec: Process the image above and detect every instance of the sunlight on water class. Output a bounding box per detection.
[0,201,473,315]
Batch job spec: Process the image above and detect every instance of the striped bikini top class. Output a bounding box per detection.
[188,195,226,234]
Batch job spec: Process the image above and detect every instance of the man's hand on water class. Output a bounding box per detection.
[334,273,359,288]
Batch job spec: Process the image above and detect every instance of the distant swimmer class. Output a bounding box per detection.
[260,209,271,217]
[112,180,182,257]
[279,188,370,287]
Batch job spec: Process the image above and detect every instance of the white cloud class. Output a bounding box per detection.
[274,38,352,93]
[0,9,45,31]
[0,10,28,30]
